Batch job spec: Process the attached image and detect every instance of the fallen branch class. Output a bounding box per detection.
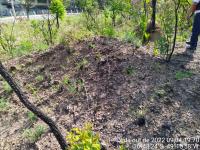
[0,62,67,150]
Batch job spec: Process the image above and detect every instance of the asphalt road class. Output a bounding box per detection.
[0,13,79,23]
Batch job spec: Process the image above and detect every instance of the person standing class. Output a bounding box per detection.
[186,0,200,50]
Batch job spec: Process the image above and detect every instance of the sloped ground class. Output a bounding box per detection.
[0,36,200,150]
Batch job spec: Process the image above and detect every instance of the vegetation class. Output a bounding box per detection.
[66,123,101,150]
[0,0,198,149]
[0,98,9,112]
[23,125,46,142]
[175,70,194,80]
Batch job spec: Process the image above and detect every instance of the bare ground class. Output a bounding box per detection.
[0,36,200,150]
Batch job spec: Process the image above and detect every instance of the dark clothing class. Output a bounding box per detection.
[197,2,200,10]
[190,13,200,48]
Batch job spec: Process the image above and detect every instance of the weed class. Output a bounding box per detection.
[76,58,89,70]
[0,98,9,112]
[155,89,166,98]
[25,84,38,96]
[102,26,115,38]
[124,66,135,76]
[62,75,70,85]
[66,123,101,150]
[27,111,37,122]
[88,43,96,49]
[120,144,128,150]
[175,71,193,80]
[2,81,12,93]
[35,75,44,82]
[23,125,46,142]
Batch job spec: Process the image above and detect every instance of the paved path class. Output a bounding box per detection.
[0,13,80,23]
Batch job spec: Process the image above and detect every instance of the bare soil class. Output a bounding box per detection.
[0,36,200,150]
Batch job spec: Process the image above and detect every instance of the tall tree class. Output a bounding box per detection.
[151,0,157,31]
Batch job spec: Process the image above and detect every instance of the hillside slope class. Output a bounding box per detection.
[0,37,200,150]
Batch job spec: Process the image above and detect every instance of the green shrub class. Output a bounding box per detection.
[50,0,66,20]
[50,0,66,28]
[66,123,101,150]
[102,26,115,38]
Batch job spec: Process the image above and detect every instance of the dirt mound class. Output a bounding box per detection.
[0,37,200,150]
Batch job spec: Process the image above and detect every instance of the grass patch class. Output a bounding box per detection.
[35,75,44,82]
[124,66,136,76]
[27,111,37,122]
[2,81,12,93]
[0,98,9,112]
[175,71,193,80]
[23,125,46,142]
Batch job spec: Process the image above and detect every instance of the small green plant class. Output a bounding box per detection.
[35,75,44,82]
[102,26,115,38]
[23,125,46,142]
[66,123,101,150]
[25,84,38,96]
[13,40,33,57]
[124,66,135,76]
[120,144,128,150]
[0,98,9,112]
[27,111,37,122]
[76,58,89,70]
[175,71,193,80]
[155,89,166,98]
[62,75,70,85]
[0,23,16,57]
[154,36,169,57]
[63,77,84,94]
[2,81,12,93]
[49,0,66,28]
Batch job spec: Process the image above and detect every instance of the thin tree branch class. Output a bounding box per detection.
[0,62,67,150]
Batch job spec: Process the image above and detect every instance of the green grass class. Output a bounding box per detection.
[2,81,12,93]
[23,125,46,142]
[124,66,136,76]
[0,98,9,112]
[27,111,37,122]
[175,71,193,80]
[35,75,44,82]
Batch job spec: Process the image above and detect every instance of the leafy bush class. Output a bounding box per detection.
[66,123,101,150]
[102,25,115,38]
[50,0,66,28]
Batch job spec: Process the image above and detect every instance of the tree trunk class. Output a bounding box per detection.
[167,0,180,62]
[151,0,157,31]
[56,13,60,28]
[0,62,68,150]
[26,7,30,20]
